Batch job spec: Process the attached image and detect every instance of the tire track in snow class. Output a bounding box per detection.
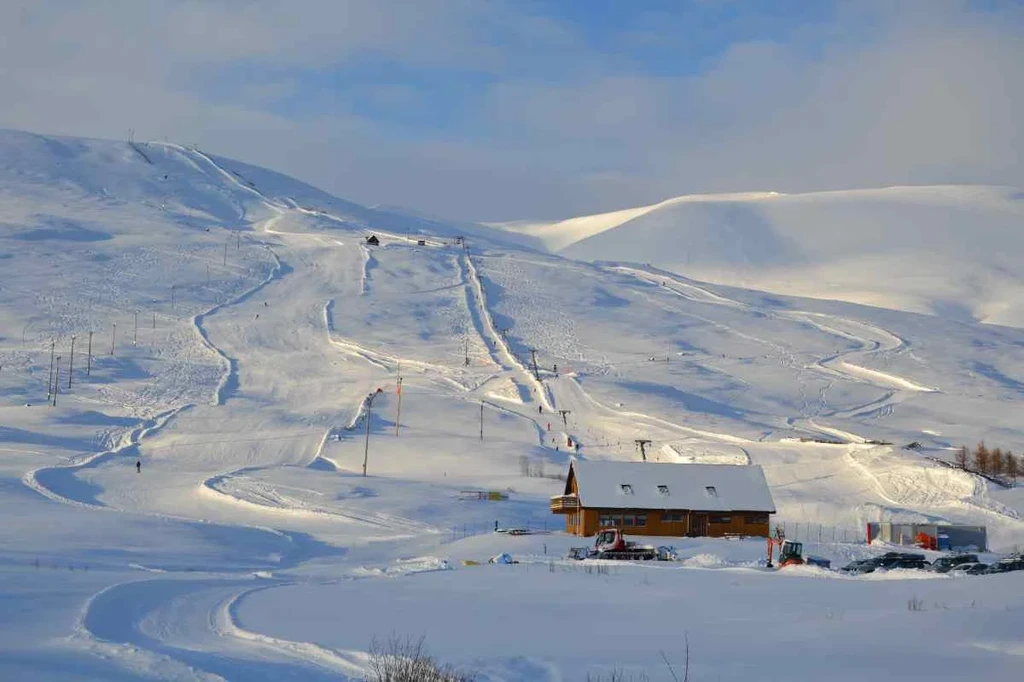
[199,468,438,537]
[615,264,936,442]
[553,374,752,447]
[461,251,553,410]
[322,299,471,393]
[23,406,187,508]
[75,577,364,682]
[193,236,283,406]
[216,585,370,678]
[844,446,1021,523]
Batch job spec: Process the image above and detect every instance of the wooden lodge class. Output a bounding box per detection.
[550,460,776,538]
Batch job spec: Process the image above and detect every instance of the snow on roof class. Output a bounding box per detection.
[570,460,776,513]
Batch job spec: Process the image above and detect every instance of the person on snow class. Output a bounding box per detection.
[136,460,141,473]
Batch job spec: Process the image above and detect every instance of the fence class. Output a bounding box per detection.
[772,520,868,546]
[447,516,558,542]
[449,517,869,546]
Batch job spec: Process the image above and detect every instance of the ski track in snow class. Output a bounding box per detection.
[23,405,187,509]
[615,264,937,443]
[74,576,368,682]
[200,468,438,537]
[459,251,546,405]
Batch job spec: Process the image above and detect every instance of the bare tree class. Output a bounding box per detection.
[1006,451,1018,484]
[973,441,990,475]
[954,445,969,469]
[991,447,1006,477]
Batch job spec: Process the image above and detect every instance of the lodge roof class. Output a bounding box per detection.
[566,460,776,513]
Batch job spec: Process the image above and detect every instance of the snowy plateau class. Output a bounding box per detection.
[1,128,1023,681]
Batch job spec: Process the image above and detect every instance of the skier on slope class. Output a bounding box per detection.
[136,460,141,474]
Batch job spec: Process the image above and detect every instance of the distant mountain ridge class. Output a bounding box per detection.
[492,185,1024,326]
[0,128,520,248]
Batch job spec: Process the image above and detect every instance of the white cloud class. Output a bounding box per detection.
[0,0,1021,221]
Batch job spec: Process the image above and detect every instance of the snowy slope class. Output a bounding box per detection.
[2,130,1023,681]
[497,186,1024,326]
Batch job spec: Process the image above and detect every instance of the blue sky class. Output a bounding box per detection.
[1,1,1023,220]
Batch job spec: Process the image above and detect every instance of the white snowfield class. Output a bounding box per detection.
[1,129,1023,681]
[498,185,1024,327]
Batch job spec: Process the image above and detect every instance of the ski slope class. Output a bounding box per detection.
[2,130,1024,681]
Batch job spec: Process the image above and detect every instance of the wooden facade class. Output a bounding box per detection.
[551,461,773,538]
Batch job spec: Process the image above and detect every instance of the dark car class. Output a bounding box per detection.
[986,559,1024,574]
[875,552,926,569]
[930,554,979,573]
[841,558,881,574]
[887,557,931,570]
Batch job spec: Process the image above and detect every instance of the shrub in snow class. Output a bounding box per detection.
[366,635,474,682]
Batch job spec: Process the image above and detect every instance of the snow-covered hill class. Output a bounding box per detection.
[2,130,1023,681]
[494,186,1024,326]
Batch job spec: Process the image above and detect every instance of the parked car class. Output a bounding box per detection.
[930,554,978,573]
[887,557,931,570]
[949,562,988,576]
[841,552,927,574]
[986,559,1024,574]
[841,559,880,574]
[875,552,927,569]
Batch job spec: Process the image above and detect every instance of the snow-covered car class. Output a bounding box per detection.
[949,562,988,576]
[929,554,978,573]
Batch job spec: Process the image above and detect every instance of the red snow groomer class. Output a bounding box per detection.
[568,528,658,561]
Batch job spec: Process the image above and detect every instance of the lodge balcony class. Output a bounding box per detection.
[549,494,579,514]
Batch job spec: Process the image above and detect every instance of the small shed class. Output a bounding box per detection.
[366,235,380,246]
[867,522,987,551]
[550,460,775,537]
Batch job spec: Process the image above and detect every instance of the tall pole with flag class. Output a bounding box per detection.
[362,388,383,477]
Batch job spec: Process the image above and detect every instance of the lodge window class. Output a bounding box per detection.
[662,512,684,523]
[600,514,648,527]
[745,514,769,525]
[709,515,732,524]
